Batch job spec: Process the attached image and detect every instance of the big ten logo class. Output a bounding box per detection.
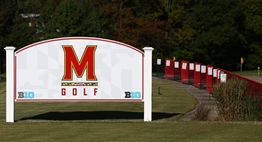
[18,92,35,98]
[124,91,141,98]
[62,45,97,81]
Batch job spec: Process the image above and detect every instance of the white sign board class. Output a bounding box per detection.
[15,37,144,102]
[174,61,179,68]
[196,64,200,72]
[201,65,206,73]
[189,63,194,70]
[220,74,227,83]
[157,59,161,65]
[213,69,217,77]
[5,37,154,122]
[166,60,170,66]
[182,62,187,70]
[207,67,213,75]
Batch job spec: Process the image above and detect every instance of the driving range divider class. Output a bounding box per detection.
[154,58,262,97]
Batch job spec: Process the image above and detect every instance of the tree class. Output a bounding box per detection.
[6,0,41,49]
[242,0,262,70]
[167,0,245,70]
[39,0,112,39]
[0,0,17,73]
[1,0,45,73]
[96,0,169,62]
[167,0,197,61]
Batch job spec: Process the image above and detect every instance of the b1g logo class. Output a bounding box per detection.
[125,91,141,98]
[17,92,35,98]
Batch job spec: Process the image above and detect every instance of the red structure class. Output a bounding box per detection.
[164,58,174,79]
[212,68,218,85]
[188,63,194,85]
[206,65,213,93]
[181,60,189,84]
[155,58,165,78]
[219,69,262,98]
[194,62,201,88]
[174,61,181,81]
[200,65,207,89]
[157,57,262,98]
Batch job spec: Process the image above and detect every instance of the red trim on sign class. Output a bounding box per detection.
[15,37,144,54]
[142,56,144,100]
[14,56,17,100]
[15,99,143,102]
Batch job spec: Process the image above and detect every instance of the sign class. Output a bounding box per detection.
[196,64,200,72]
[207,67,213,75]
[174,61,179,68]
[189,63,194,70]
[201,65,206,73]
[157,59,161,65]
[166,60,170,66]
[220,74,227,83]
[241,57,244,64]
[6,37,154,122]
[213,69,217,77]
[15,37,144,102]
[182,62,187,70]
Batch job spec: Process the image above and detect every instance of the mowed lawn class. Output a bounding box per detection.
[234,70,262,76]
[0,75,262,142]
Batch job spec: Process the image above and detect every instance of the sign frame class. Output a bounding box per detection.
[5,37,154,122]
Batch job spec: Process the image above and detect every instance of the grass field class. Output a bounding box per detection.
[0,74,262,142]
[233,70,262,76]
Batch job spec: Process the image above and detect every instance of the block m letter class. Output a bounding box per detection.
[62,45,97,81]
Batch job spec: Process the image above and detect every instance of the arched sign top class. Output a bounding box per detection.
[14,36,145,102]
[15,37,144,54]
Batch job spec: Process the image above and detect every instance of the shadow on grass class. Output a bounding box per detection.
[18,111,180,121]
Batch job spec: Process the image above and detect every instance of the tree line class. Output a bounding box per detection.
[1,0,262,73]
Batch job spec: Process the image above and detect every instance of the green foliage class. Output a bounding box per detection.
[2,0,262,71]
[194,102,212,121]
[0,0,16,73]
[242,0,262,70]
[213,77,262,121]
[39,0,112,39]
[167,0,245,69]
[7,13,39,49]
[213,78,248,121]
[0,0,40,49]
[101,0,168,53]
[243,95,262,121]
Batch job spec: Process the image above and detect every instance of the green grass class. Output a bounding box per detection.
[0,74,5,94]
[0,78,197,122]
[0,121,262,142]
[0,76,262,142]
[233,70,262,76]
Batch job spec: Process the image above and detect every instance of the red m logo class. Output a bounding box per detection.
[62,45,97,81]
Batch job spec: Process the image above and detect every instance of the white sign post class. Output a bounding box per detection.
[5,37,154,122]
[143,47,153,121]
[5,46,15,123]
